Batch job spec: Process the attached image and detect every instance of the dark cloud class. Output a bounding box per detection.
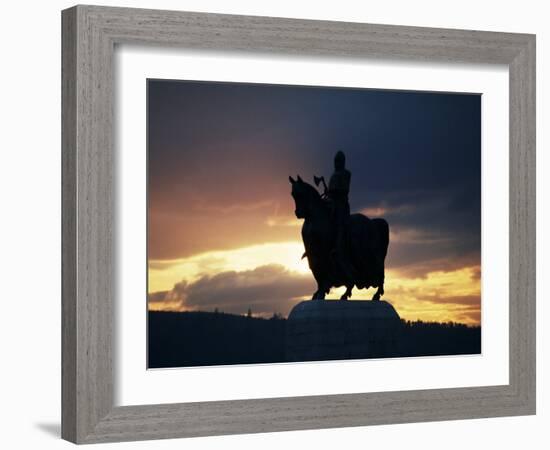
[148,80,481,282]
[148,290,169,303]
[389,253,479,280]
[421,294,481,307]
[362,185,480,275]
[148,264,315,316]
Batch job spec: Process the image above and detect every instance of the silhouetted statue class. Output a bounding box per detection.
[289,151,389,301]
[326,150,355,284]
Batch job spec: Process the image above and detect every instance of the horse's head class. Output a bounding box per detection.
[289,175,322,219]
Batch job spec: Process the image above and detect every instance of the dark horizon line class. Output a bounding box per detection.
[148,309,481,328]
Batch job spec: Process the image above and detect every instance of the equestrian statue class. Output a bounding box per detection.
[289,151,389,301]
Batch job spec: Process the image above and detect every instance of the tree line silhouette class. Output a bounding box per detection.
[148,310,480,368]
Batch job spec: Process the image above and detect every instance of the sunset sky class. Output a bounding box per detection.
[147,79,481,325]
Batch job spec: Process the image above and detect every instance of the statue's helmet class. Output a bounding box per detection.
[334,150,346,170]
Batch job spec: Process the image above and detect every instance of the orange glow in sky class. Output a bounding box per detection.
[148,240,481,325]
[147,80,482,327]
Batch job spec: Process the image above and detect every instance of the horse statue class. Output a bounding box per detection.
[289,175,389,301]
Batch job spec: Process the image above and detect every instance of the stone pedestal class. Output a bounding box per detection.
[286,300,401,362]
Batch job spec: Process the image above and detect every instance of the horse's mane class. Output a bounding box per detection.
[299,180,322,200]
[296,179,328,213]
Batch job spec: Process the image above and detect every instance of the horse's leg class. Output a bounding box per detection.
[340,285,353,300]
[312,290,325,300]
[312,282,327,300]
[372,284,384,301]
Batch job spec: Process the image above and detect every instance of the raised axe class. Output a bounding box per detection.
[313,175,328,197]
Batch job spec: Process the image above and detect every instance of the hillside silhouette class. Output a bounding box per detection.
[148,311,481,368]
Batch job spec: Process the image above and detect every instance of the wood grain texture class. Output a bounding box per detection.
[61,7,77,443]
[508,36,536,409]
[61,4,536,444]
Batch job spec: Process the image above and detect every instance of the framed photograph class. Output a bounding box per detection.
[62,5,536,444]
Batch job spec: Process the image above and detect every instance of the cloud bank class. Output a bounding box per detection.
[149,263,480,324]
[149,264,314,317]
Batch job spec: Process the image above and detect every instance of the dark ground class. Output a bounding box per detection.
[148,311,481,368]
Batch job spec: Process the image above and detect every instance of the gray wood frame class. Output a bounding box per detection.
[62,5,536,444]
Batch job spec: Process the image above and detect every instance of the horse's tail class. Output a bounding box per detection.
[375,218,390,258]
[376,218,389,288]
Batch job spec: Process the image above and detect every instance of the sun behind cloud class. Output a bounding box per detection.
[148,240,480,325]
[149,241,310,293]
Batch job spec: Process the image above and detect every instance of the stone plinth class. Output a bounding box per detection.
[286,300,401,362]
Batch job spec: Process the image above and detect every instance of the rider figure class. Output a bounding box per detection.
[327,151,355,283]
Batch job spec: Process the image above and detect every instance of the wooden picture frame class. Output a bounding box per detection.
[61,5,536,444]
